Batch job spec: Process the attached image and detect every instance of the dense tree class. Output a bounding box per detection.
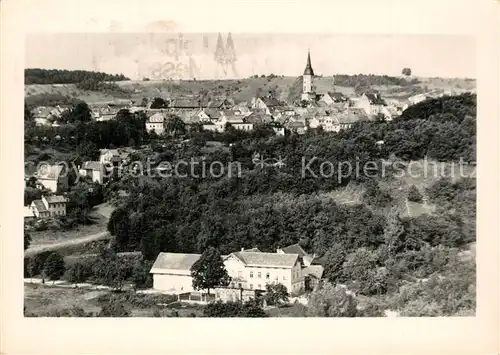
[25,68,129,85]
[322,243,347,283]
[64,261,90,285]
[362,180,393,208]
[69,101,92,122]
[190,247,230,295]
[166,116,186,137]
[407,184,423,202]
[24,231,32,251]
[341,248,384,295]
[131,260,154,290]
[383,208,407,255]
[98,299,131,317]
[203,299,267,317]
[264,283,289,306]
[92,250,128,290]
[401,68,412,76]
[43,252,65,281]
[307,281,358,317]
[150,97,168,109]
[77,141,100,161]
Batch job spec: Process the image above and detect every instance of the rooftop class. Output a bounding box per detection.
[36,164,63,180]
[32,199,47,212]
[81,161,103,171]
[278,243,309,257]
[231,251,299,268]
[303,265,324,279]
[150,252,201,272]
[43,195,67,204]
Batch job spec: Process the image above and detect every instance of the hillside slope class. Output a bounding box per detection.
[25,76,476,104]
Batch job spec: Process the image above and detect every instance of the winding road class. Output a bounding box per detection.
[24,231,112,257]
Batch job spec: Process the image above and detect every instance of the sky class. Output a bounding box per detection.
[25,33,476,80]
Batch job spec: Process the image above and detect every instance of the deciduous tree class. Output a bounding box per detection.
[264,283,289,306]
[43,252,65,281]
[307,281,358,317]
[191,247,230,295]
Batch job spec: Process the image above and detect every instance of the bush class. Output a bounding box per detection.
[203,299,267,317]
[98,298,131,317]
[25,251,52,278]
[63,261,93,284]
[407,185,423,202]
[264,283,289,306]
[131,260,154,289]
[362,180,393,208]
[43,252,65,280]
[96,291,177,309]
[307,281,358,317]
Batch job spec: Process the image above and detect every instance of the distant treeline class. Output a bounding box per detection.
[334,74,420,87]
[25,69,130,85]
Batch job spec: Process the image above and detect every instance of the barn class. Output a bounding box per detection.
[149,252,201,293]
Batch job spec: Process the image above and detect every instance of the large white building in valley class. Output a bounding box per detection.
[149,245,322,296]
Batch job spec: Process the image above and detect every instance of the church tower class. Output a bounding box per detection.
[301,50,315,101]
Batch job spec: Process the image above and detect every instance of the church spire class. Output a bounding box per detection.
[303,49,314,76]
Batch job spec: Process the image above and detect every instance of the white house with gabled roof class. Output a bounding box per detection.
[146,112,166,135]
[150,248,305,295]
[223,251,304,294]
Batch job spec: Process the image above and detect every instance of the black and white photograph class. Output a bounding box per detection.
[22,30,478,318]
[1,0,499,354]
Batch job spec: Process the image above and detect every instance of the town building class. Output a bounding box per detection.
[408,93,430,105]
[301,50,316,102]
[24,206,36,222]
[30,195,67,219]
[35,164,68,193]
[223,251,304,295]
[150,253,202,294]
[146,112,166,135]
[150,248,306,295]
[79,161,106,184]
[320,91,349,105]
[90,103,126,121]
[351,93,388,117]
[251,96,283,115]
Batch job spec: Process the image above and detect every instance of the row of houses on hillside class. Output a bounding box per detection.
[149,243,324,297]
[77,148,133,184]
[27,194,68,219]
[31,105,71,127]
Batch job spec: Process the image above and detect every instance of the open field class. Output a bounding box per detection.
[24,283,103,315]
[26,203,116,256]
[25,231,112,257]
[24,283,205,317]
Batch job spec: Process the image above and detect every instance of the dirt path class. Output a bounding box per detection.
[25,231,112,257]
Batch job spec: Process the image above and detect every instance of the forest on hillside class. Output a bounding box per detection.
[25,69,130,85]
[24,93,476,316]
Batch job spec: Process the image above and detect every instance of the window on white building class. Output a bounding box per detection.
[250,284,253,289]
[266,273,270,279]
[283,275,287,280]
[258,272,261,278]
[250,271,253,278]
[258,284,261,289]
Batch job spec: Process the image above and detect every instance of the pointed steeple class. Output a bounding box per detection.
[303,49,314,76]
